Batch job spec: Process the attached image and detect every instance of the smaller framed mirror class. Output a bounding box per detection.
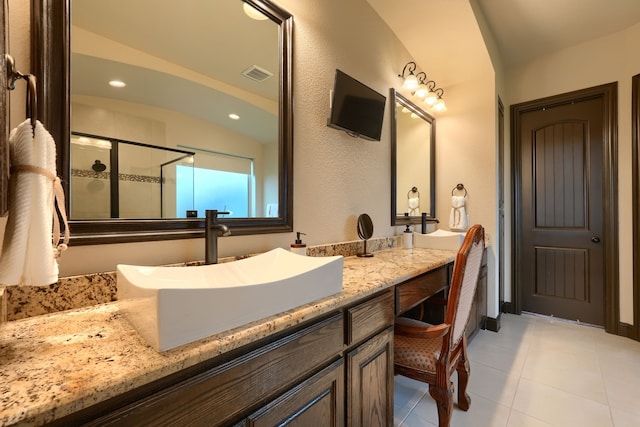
[390,89,436,225]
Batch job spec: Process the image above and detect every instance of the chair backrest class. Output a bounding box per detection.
[445,224,485,348]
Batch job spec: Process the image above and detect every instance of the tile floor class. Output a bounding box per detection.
[394,313,640,427]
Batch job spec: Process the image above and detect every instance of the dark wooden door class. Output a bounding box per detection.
[519,97,605,325]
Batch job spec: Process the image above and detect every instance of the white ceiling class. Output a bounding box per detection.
[72,0,640,133]
[367,0,640,87]
[71,0,280,144]
[475,0,640,66]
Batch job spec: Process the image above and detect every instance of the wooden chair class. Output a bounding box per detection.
[394,224,485,427]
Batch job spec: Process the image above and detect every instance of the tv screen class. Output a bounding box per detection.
[327,69,386,141]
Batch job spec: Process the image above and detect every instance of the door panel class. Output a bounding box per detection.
[520,98,604,325]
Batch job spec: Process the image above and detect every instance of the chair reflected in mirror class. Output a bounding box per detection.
[394,224,485,427]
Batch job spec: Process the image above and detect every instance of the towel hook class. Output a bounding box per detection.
[451,183,468,197]
[25,74,37,129]
[5,54,38,129]
[407,186,420,199]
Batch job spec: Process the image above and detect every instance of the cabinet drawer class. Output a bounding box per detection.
[346,289,394,347]
[395,266,448,315]
[244,358,345,427]
[88,312,345,427]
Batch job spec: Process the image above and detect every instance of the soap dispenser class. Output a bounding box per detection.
[290,232,307,255]
[403,225,413,249]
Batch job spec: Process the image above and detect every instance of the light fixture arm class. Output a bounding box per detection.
[398,61,417,79]
[397,61,447,112]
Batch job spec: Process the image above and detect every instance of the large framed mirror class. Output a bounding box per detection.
[390,89,436,225]
[31,0,293,244]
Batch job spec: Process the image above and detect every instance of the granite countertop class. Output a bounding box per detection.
[0,247,455,426]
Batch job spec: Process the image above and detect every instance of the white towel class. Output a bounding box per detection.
[449,195,468,231]
[407,197,420,216]
[0,120,69,286]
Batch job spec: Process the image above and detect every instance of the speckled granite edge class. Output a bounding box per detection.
[0,247,455,426]
[4,236,400,321]
[0,287,6,323]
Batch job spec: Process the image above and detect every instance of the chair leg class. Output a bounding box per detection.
[429,382,454,427]
[456,343,472,411]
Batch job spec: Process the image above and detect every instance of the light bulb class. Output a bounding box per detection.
[414,84,428,98]
[243,3,268,20]
[432,98,447,112]
[425,91,438,106]
[403,74,418,91]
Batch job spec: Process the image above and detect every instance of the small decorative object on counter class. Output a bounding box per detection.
[403,225,413,249]
[290,232,307,255]
[357,213,374,257]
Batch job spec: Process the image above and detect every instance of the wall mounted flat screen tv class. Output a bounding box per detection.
[327,69,386,141]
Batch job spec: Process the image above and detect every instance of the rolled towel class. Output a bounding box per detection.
[0,120,69,286]
[449,195,468,231]
[407,197,420,216]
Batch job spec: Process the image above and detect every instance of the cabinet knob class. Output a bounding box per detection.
[591,237,601,243]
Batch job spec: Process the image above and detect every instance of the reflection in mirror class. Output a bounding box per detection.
[32,0,293,243]
[70,133,197,219]
[390,89,436,226]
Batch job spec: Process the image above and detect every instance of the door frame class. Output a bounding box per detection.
[632,73,640,340]
[511,83,619,334]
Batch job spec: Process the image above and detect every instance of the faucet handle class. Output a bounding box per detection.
[206,209,230,219]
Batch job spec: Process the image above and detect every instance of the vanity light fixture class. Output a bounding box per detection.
[398,62,447,113]
[432,96,447,112]
[398,61,419,91]
[229,113,240,120]
[426,88,446,112]
[243,2,269,20]
[108,80,126,88]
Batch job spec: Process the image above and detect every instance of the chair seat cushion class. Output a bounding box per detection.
[394,317,443,373]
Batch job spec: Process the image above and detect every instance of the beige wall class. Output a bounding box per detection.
[437,72,498,317]
[5,0,500,320]
[504,23,640,324]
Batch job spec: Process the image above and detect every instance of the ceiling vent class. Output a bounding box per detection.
[242,65,273,82]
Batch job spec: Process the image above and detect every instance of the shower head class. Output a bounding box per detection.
[92,160,106,172]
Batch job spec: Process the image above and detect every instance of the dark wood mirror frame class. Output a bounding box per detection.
[0,0,7,217]
[30,0,293,245]
[390,89,436,226]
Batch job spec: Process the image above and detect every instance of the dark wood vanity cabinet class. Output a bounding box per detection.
[466,250,488,339]
[56,289,396,427]
[345,290,395,427]
[44,262,483,426]
[243,358,346,426]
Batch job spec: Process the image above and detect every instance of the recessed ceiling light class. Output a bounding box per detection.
[109,80,126,88]
[229,113,240,120]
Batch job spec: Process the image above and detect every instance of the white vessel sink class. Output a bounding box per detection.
[117,248,344,351]
[413,229,466,251]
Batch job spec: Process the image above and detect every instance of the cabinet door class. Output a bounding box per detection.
[466,250,487,340]
[245,359,345,427]
[346,327,393,427]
